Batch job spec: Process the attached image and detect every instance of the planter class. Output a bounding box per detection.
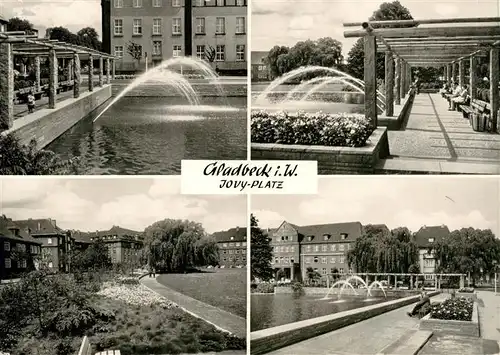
[419,302,479,337]
[251,127,389,175]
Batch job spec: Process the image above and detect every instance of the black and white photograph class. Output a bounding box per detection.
[0,0,247,175]
[251,0,500,175]
[250,177,500,355]
[0,177,247,354]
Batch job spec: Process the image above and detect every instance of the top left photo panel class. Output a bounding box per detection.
[0,0,248,175]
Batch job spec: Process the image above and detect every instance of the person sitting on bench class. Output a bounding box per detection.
[450,85,469,111]
[27,91,36,114]
[439,83,449,97]
[448,83,462,109]
[407,287,430,318]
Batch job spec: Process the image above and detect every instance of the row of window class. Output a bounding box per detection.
[114,17,245,36]
[114,0,246,8]
[273,243,350,253]
[313,268,349,275]
[3,241,41,254]
[305,256,346,264]
[221,249,243,254]
[275,233,349,243]
[4,258,27,269]
[221,256,246,262]
[221,241,246,248]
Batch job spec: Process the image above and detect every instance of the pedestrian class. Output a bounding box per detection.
[407,286,430,318]
[27,90,36,113]
[151,266,156,278]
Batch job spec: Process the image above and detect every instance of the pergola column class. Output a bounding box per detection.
[394,57,401,105]
[447,63,452,86]
[68,59,73,81]
[470,55,478,99]
[0,43,14,129]
[106,58,111,84]
[34,55,41,92]
[385,51,394,116]
[458,59,465,88]
[406,65,411,93]
[112,59,116,79]
[490,48,499,133]
[88,54,94,92]
[364,33,378,126]
[444,65,448,83]
[400,60,406,99]
[73,53,81,98]
[451,62,457,83]
[98,56,104,87]
[48,48,58,109]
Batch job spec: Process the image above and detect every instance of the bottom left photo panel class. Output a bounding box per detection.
[0,177,247,355]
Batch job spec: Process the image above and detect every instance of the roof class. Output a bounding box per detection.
[213,227,247,243]
[294,222,363,243]
[251,51,269,65]
[0,216,41,244]
[413,225,450,248]
[70,230,93,244]
[13,218,65,235]
[96,225,141,238]
[0,14,7,25]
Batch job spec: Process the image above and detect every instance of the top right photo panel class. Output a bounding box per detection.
[250,0,500,175]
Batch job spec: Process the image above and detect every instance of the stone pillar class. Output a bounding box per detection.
[112,59,116,79]
[395,58,401,105]
[98,56,104,87]
[400,60,406,99]
[434,276,438,289]
[385,51,394,116]
[490,48,499,133]
[460,275,465,289]
[364,34,378,127]
[410,276,413,290]
[365,274,369,285]
[34,56,41,92]
[444,65,448,83]
[73,54,81,98]
[394,275,397,288]
[447,63,452,86]
[406,65,411,93]
[68,59,73,81]
[48,48,58,109]
[88,54,94,92]
[452,62,457,83]
[0,43,14,129]
[459,60,465,88]
[470,56,478,100]
[106,58,111,84]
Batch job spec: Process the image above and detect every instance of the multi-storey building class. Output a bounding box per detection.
[0,217,42,280]
[213,226,246,267]
[102,0,247,74]
[88,226,144,264]
[13,218,72,272]
[271,221,364,281]
[251,50,270,81]
[414,225,450,280]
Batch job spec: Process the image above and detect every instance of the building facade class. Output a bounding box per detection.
[213,226,246,267]
[13,218,72,272]
[0,217,42,280]
[251,50,270,81]
[270,221,364,282]
[414,225,450,280]
[102,0,247,74]
[88,226,144,265]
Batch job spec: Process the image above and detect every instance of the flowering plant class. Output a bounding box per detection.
[457,287,475,293]
[430,297,473,321]
[251,110,373,148]
[97,283,178,309]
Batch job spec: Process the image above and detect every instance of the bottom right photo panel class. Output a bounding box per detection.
[250,177,500,355]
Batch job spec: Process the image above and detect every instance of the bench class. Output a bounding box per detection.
[78,336,121,355]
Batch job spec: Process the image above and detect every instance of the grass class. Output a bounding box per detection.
[157,268,246,318]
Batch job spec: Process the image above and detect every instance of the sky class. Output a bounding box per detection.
[0,178,247,233]
[252,177,500,237]
[252,0,500,54]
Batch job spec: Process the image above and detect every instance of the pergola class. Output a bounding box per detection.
[0,32,116,129]
[343,17,500,133]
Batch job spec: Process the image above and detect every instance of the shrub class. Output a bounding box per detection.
[430,297,473,321]
[251,110,374,147]
[117,277,140,285]
[253,282,275,293]
[291,282,304,294]
[458,287,475,293]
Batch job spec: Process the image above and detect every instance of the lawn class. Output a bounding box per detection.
[157,268,246,318]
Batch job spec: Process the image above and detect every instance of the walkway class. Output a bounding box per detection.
[140,276,246,338]
[388,93,500,163]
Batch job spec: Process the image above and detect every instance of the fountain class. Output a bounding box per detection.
[321,280,358,300]
[367,281,387,298]
[321,277,388,301]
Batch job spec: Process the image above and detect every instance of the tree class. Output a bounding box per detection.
[46,26,78,44]
[250,214,273,281]
[267,45,289,79]
[72,241,112,272]
[7,17,35,34]
[204,45,216,62]
[127,41,143,67]
[346,1,414,80]
[306,267,321,283]
[143,219,219,273]
[77,27,101,51]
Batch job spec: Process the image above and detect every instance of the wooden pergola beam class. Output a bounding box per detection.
[345,26,500,39]
[344,17,500,27]
[382,35,500,43]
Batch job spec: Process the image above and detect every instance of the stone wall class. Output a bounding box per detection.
[274,286,418,298]
[111,82,247,97]
[419,303,479,337]
[251,127,390,175]
[5,85,112,150]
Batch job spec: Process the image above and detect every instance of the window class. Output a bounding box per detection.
[321,257,327,264]
[306,246,311,252]
[216,0,224,5]
[236,0,245,5]
[173,45,182,57]
[284,257,289,263]
[222,243,227,247]
[196,0,204,5]
[428,238,435,243]
[330,268,336,274]
[331,244,336,251]
[305,257,311,264]
[114,0,123,8]
[3,241,10,251]
[153,41,162,55]
[290,246,294,252]
[153,18,162,35]
[196,17,205,34]
[314,245,319,252]
[236,17,245,34]
[339,244,345,251]
[242,242,246,247]
[215,17,225,34]
[340,268,344,274]
[153,0,162,6]
[290,258,294,263]
[313,256,319,263]
[172,18,181,34]
[284,246,289,252]
[47,238,52,245]
[322,245,327,252]
[133,0,142,7]
[17,259,26,268]
[341,233,348,240]
[331,257,336,263]
[216,45,225,61]
[17,244,26,252]
[133,19,142,35]
[172,0,181,6]
[48,261,53,268]
[340,256,345,264]
[322,268,327,275]
[5,258,11,268]
[114,19,123,35]
[279,246,284,252]
[235,242,240,247]
[236,44,245,61]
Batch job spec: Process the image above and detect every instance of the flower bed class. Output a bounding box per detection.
[251,110,373,148]
[97,283,178,309]
[251,282,275,294]
[430,297,473,321]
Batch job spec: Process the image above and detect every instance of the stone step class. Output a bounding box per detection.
[377,330,433,355]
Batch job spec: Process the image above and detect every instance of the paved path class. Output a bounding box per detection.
[478,291,500,341]
[266,294,448,355]
[388,93,500,162]
[140,276,246,339]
